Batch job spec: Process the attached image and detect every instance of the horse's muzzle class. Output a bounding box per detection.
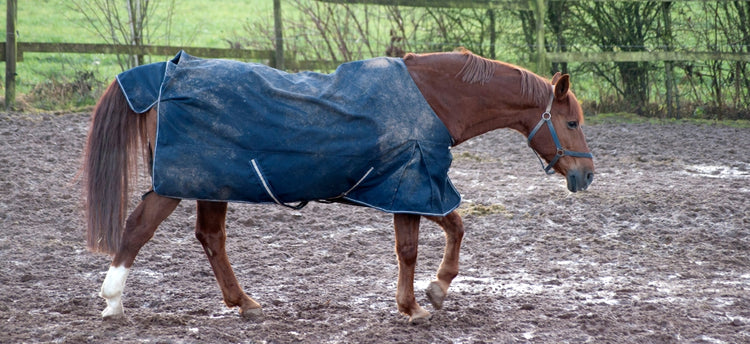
[566,169,594,192]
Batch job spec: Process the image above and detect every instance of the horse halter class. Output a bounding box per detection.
[526,86,593,175]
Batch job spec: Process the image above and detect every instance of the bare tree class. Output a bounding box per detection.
[70,0,176,70]
[420,7,497,56]
[238,1,505,70]
[700,1,750,116]
[570,1,663,113]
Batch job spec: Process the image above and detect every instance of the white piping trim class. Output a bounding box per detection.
[250,159,283,206]
[115,75,159,114]
[150,58,171,188]
[338,167,374,197]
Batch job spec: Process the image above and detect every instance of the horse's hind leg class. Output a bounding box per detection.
[424,211,464,310]
[195,201,262,319]
[393,214,431,323]
[100,193,180,318]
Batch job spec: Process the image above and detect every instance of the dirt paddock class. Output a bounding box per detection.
[1,112,748,343]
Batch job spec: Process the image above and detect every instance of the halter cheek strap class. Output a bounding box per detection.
[526,86,593,175]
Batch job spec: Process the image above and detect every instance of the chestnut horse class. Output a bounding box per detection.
[82,50,594,323]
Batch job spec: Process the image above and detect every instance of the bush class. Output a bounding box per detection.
[24,70,104,111]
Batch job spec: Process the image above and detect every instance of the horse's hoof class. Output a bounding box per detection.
[101,306,125,320]
[240,307,264,321]
[426,281,446,310]
[408,308,432,324]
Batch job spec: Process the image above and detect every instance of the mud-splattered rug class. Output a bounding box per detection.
[117,51,459,216]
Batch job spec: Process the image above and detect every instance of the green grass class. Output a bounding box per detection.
[4,0,271,45]
[1,0,274,109]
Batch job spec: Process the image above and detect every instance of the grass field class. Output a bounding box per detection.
[1,0,275,109]
[4,0,273,47]
[0,1,627,111]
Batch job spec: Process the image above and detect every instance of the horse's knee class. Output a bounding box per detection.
[194,229,214,245]
[444,212,465,237]
[112,199,177,267]
[124,213,154,236]
[195,228,226,254]
[195,201,228,248]
[452,222,465,239]
[396,243,418,266]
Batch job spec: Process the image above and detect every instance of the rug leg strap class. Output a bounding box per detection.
[250,159,309,210]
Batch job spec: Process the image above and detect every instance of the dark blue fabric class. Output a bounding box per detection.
[116,61,166,113]
[116,51,460,216]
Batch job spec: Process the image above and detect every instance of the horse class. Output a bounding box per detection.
[81,49,594,323]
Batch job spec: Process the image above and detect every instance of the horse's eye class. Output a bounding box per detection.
[567,121,579,129]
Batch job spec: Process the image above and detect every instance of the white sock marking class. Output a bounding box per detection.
[100,265,130,318]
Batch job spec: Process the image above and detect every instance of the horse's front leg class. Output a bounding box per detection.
[424,211,464,309]
[393,213,431,323]
[100,193,180,318]
[195,201,262,319]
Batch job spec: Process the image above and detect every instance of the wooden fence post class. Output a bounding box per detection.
[531,0,549,75]
[488,8,496,60]
[274,0,284,69]
[5,0,17,110]
[662,2,676,118]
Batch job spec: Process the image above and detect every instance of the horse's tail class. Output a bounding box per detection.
[82,81,148,254]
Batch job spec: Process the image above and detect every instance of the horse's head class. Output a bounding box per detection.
[525,72,594,192]
[404,50,594,192]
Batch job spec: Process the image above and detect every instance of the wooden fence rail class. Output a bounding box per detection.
[4,41,749,111]
[0,41,278,110]
[0,42,276,63]
[548,51,750,63]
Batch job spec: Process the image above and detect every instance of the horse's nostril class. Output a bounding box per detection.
[586,172,594,184]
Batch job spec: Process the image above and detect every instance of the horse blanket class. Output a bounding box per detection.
[117,51,460,216]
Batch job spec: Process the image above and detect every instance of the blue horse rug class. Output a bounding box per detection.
[116,51,460,216]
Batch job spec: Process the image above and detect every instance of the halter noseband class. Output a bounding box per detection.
[526,86,593,175]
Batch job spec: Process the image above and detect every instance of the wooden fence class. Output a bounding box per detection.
[2,0,287,109]
[4,0,750,111]
[0,42,276,63]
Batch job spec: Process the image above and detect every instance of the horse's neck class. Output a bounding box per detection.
[405,54,532,146]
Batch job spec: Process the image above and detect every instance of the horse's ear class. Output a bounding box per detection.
[554,74,570,100]
[551,72,563,85]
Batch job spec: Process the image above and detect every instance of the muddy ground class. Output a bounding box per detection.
[0,112,748,343]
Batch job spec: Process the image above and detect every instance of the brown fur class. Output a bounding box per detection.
[82,82,148,254]
[455,48,559,112]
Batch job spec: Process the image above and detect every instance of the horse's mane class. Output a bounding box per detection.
[455,48,553,108]
[518,68,553,108]
[455,49,495,85]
